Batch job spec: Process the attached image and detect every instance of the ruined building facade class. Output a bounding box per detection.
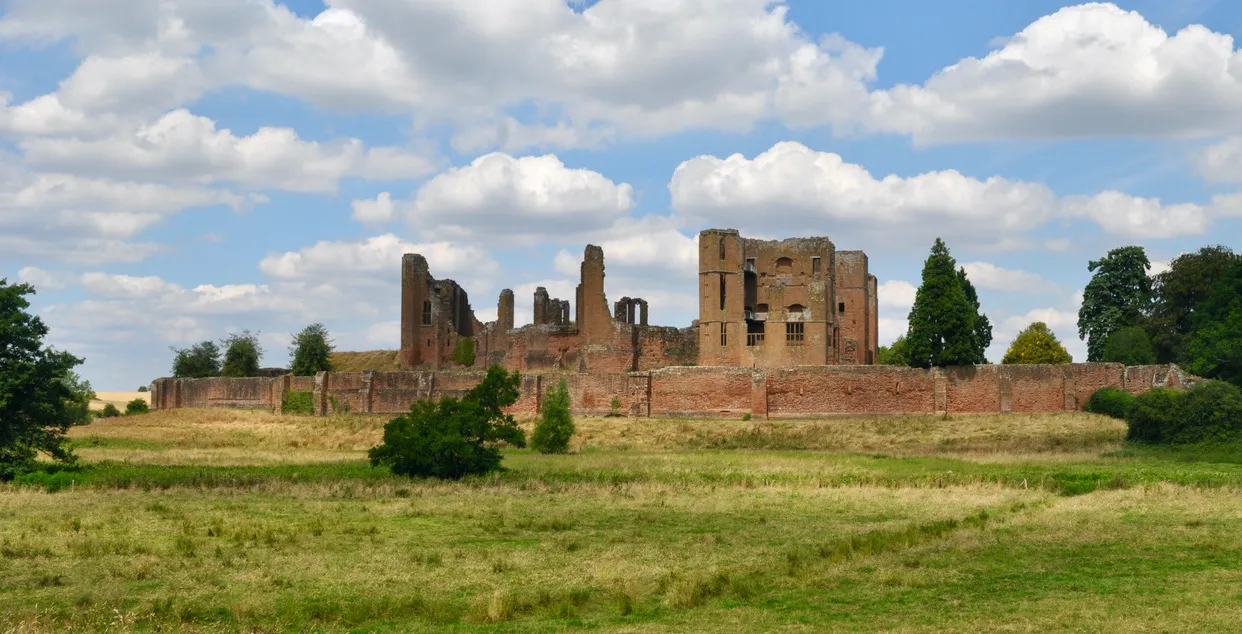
[401,245,698,373]
[698,229,878,368]
[399,230,877,373]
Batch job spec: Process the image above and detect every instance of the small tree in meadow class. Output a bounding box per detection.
[369,366,526,479]
[532,379,574,454]
[290,323,334,376]
[125,398,150,416]
[221,331,263,377]
[100,403,121,418]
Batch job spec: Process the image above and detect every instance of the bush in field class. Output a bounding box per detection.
[290,323,334,376]
[137,385,148,392]
[282,391,314,415]
[532,378,574,454]
[125,399,150,416]
[100,403,121,418]
[1083,387,1135,420]
[450,337,476,367]
[170,341,222,378]
[1125,387,1184,443]
[221,331,263,377]
[369,366,526,479]
[1173,381,1242,444]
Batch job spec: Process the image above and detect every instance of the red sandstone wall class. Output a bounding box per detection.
[765,366,936,417]
[649,367,754,417]
[151,363,1192,418]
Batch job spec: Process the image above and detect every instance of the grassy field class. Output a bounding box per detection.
[88,392,149,412]
[3,411,1242,632]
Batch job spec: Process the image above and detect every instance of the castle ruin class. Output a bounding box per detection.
[399,229,878,372]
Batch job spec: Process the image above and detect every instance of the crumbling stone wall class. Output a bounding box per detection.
[152,363,1197,418]
[834,250,874,365]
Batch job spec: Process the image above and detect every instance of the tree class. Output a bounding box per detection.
[62,371,96,426]
[125,399,150,416]
[290,323,334,376]
[171,341,222,378]
[220,330,263,377]
[876,335,911,366]
[100,403,121,418]
[532,378,574,454]
[137,385,149,393]
[1078,246,1151,362]
[451,337,476,367]
[906,239,987,368]
[369,366,526,479]
[0,279,85,480]
[1186,301,1242,386]
[1147,246,1239,363]
[1002,322,1072,365]
[957,267,993,363]
[1102,326,1157,366]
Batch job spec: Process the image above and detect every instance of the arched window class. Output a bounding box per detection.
[788,303,805,314]
[776,257,793,274]
[422,299,432,325]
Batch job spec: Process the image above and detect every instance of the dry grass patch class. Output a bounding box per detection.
[88,392,148,412]
[329,350,401,372]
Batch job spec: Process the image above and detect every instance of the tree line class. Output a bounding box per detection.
[877,239,1241,388]
[169,323,336,378]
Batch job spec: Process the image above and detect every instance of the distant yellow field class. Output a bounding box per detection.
[90,391,149,411]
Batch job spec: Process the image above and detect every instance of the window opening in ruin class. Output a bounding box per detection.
[788,304,805,317]
[719,237,726,260]
[719,273,726,310]
[720,323,728,347]
[756,303,769,314]
[422,299,432,325]
[786,322,804,345]
[812,257,821,276]
[838,302,846,313]
[747,320,765,346]
[776,257,793,274]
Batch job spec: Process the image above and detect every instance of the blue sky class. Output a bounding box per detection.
[3,0,1242,389]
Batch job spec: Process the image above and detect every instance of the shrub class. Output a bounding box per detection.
[369,366,526,479]
[221,330,263,377]
[1125,387,1184,443]
[137,385,148,392]
[742,413,752,421]
[609,396,621,417]
[1083,387,1135,420]
[1175,381,1242,444]
[282,391,314,415]
[532,379,574,454]
[1102,327,1156,366]
[125,399,149,416]
[100,403,121,418]
[290,323,334,376]
[450,337,476,367]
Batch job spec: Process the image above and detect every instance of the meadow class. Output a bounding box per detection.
[3,410,1242,632]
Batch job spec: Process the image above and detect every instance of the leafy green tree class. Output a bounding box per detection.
[957,268,993,363]
[100,403,121,418]
[221,330,263,377]
[137,385,148,392]
[369,366,526,479]
[290,323,334,376]
[1002,322,1072,365]
[906,239,987,368]
[532,378,574,454]
[61,371,96,426]
[1102,327,1156,366]
[0,279,85,480]
[876,335,911,366]
[450,337,476,367]
[1078,246,1151,362]
[1147,246,1239,363]
[171,341,222,378]
[1186,303,1242,386]
[125,399,150,416]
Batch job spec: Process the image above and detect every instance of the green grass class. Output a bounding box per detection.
[4,411,1242,632]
